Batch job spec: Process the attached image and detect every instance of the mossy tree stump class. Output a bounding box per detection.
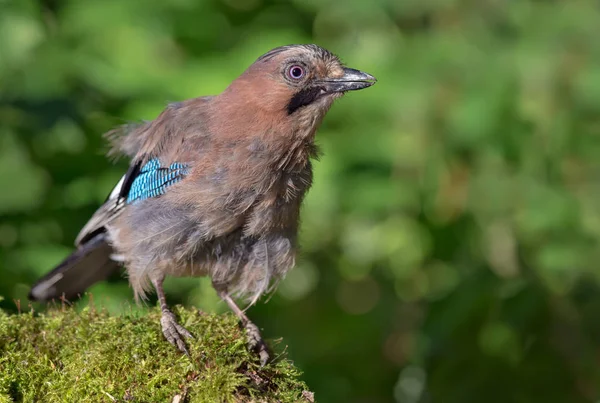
[0,304,313,402]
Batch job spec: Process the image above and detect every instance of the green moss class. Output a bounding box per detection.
[0,304,313,402]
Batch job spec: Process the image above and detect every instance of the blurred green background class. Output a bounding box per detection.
[2,0,600,402]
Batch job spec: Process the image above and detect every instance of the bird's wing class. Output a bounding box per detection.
[77,98,213,246]
[74,158,190,246]
[30,157,190,301]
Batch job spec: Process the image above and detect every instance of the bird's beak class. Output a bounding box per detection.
[319,67,377,94]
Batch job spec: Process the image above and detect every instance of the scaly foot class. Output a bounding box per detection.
[160,309,194,355]
[245,321,269,366]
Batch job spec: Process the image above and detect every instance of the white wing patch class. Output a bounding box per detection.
[74,174,129,247]
[108,174,126,201]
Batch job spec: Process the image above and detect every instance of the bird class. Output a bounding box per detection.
[29,44,376,364]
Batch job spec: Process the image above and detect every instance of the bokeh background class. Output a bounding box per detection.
[3,0,600,402]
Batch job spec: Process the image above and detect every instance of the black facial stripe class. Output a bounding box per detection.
[287,86,323,114]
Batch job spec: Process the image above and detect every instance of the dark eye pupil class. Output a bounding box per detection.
[290,66,303,78]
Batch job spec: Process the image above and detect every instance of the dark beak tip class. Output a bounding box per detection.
[364,73,377,83]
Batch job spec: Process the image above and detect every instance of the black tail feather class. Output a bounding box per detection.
[28,233,120,302]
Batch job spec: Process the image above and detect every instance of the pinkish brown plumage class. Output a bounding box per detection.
[29,44,376,364]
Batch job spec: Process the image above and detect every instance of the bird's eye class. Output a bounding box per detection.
[288,65,305,80]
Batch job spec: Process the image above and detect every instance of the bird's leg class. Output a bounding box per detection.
[219,291,270,366]
[151,275,193,355]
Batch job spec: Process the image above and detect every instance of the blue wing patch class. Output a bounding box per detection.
[126,159,189,203]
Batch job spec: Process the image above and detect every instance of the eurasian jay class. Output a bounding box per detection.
[29,44,376,364]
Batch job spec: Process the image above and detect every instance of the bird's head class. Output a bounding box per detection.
[219,44,376,135]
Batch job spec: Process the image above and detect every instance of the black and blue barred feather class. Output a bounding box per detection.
[126,159,189,203]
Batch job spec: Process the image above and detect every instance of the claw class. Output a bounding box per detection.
[160,310,194,355]
[245,321,270,366]
[218,291,271,365]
